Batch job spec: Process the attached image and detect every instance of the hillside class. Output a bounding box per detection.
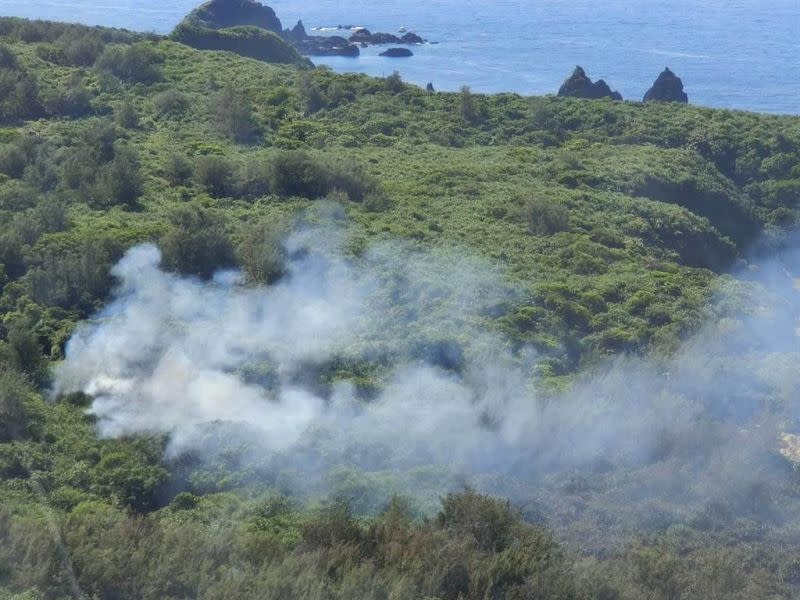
[1,15,800,600]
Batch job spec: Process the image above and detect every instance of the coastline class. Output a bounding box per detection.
[0,3,798,115]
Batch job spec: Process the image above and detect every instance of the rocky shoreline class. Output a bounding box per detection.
[175,0,694,101]
[288,22,427,58]
[173,0,429,59]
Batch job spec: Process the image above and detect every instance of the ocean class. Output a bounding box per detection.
[1,0,798,114]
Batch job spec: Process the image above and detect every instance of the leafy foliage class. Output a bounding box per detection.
[0,16,798,599]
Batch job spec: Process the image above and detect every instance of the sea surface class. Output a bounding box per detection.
[1,0,798,114]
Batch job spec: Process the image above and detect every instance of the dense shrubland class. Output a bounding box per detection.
[0,16,800,599]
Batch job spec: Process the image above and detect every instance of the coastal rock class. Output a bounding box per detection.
[380,47,413,57]
[643,67,688,103]
[351,30,401,44]
[400,32,425,44]
[284,19,307,42]
[185,0,283,34]
[557,66,622,101]
[294,35,359,57]
[426,82,435,92]
[350,30,424,45]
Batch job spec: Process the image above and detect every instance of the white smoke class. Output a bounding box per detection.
[53,223,800,527]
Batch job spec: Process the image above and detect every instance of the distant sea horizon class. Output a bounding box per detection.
[1,0,798,115]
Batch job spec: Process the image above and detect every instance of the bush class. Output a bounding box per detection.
[0,69,42,122]
[165,153,194,186]
[0,143,27,178]
[297,72,326,114]
[57,30,104,66]
[523,196,570,235]
[95,42,161,84]
[300,502,364,551]
[437,491,517,552]
[268,150,326,199]
[237,220,286,285]
[41,73,92,117]
[94,145,143,207]
[195,155,233,198]
[211,83,257,143]
[159,203,236,279]
[0,369,32,442]
[114,98,139,128]
[153,88,189,116]
[0,320,47,384]
[0,43,19,70]
[265,151,379,201]
[24,237,121,312]
[384,70,404,93]
[235,157,270,199]
[320,156,378,202]
[459,85,477,122]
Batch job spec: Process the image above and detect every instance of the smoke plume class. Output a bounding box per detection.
[54,223,800,539]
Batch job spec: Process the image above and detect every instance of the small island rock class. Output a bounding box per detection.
[643,67,689,103]
[380,47,413,57]
[557,66,622,101]
[284,19,307,42]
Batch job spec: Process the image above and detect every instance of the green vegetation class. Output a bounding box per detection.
[171,22,309,67]
[1,15,800,599]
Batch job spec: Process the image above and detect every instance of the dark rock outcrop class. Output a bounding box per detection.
[400,32,425,44]
[284,19,307,42]
[380,47,413,57]
[185,0,283,34]
[426,82,435,92]
[350,29,425,45]
[643,67,688,103]
[294,35,359,57]
[557,66,622,101]
[351,30,400,44]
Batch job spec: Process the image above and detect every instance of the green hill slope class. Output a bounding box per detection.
[1,16,800,599]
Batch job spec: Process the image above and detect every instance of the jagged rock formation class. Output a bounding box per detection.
[184,0,283,33]
[285,21,359,56]
[284,19,306,42]
[557,66,622,101]
[295,35,359,57]
[350,29,425,45]
[426,82,435,92]
[643,67,688,103]
[380,47,413,57]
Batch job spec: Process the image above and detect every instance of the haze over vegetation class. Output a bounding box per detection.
[0,10,800,599]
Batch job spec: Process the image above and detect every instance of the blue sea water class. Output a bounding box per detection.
[1,0,798,114]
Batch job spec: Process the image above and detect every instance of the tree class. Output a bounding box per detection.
[0,369,31,442]
[95,42,161,84]
[523,196,570,235]
[297,72,326,114]
[459,85,477,122]
[237,220,286,285]
[384,70,404,93]
[153,88,189,116]
[114,98,139,129]
[1,320,48,384]
[159,203,236,279]
[437,490,517,552]
[195,155,233,198]
[95,145,143,208]
[211,83,257,143]
[268,151,327,199]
